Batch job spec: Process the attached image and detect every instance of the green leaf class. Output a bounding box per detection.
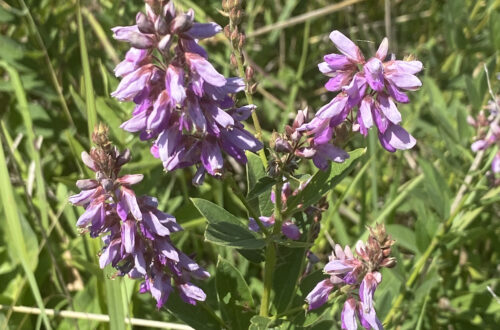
[249,316,273,330]
[166,295,222,330]
[284,148,366,218]
[247,176,277,200]
[247,152,274,216]
[191,198,266,250]
[386,224,418,254]
[216,257,255,329]
[464,75,481,110]
[272,246,306,313]
[419,158,450,219]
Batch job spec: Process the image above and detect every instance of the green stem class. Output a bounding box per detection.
[259,182,283,317]
[228,21,268,169]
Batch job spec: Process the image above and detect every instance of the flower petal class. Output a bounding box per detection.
[305,279,334,310]
[329,30,364,63]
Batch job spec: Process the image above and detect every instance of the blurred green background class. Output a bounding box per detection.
[0,0,499,329]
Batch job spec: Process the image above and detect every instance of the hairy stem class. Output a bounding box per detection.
[259,182,283,317]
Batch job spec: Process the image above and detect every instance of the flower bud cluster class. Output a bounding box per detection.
[111,0,262,184]
[306,224,396,330]
[301,30,422,156]
[222,0,258,94]
[69,125,209,308]
[269,108,350,173]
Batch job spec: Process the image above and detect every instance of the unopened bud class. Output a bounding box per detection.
[233,9,244,25]
[170,14,194,34]
[158,34,172,52]
[136,12,155,34]
[293,108,307,128]
[163,1,176,22]
[92,123,110,146]
[76,179,99,190]
[267,159,281,178]
[230,26,239,40]
[230,53,238,67]
[116,149,131,167]
[238,32,246,48]
[155,16,169,35]
[224,25,231,38]
[101,178,114,192]
[245,65,254,81]
[381,257,397,268]
[274,138,292,153]
[222,0,230,11]
[128,32,154,49]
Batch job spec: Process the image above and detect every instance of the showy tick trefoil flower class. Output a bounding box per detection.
[306,224,396,329]
[112,0,262,184]
[69,126,209,308]
[302,30,422,154]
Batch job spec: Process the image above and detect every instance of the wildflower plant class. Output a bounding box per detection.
[66,0,430,329]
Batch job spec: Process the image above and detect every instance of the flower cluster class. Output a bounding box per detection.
[111,0,262,184]
[301,30,422,154]
[270,108,350,171]
[306,224,396,330]
[469,105,500,176]
[69,125,209,308]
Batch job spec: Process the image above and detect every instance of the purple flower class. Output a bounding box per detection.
[111,1,262,183]
[307,30,421,153]
[341,298,358,330]
[305,279,334,310]
[306,226,396,329]
[248,216,301,241]
[69,136,209,308]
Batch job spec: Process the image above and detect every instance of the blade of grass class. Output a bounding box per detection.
[0,61,48,229]
[248,0,366,38]
[15,0,75,129]
[81,7,120,65]
[77,0,97,140]
[0,135,52,330]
